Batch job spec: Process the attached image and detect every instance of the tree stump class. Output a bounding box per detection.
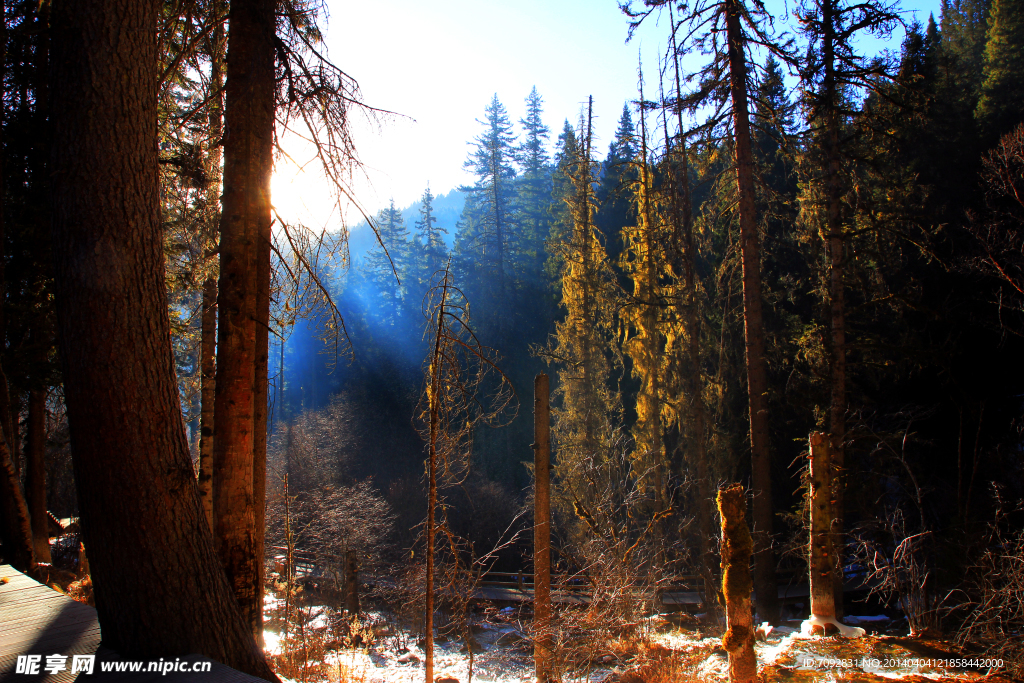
[718,484,757,683]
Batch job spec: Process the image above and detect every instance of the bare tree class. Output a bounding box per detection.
[418,260,514,683]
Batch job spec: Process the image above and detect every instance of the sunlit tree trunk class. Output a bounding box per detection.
[214,0,275,635]
[725,0,779,624]
[808,432,835,620]
[48,0,275,673]
[718,484,756,683]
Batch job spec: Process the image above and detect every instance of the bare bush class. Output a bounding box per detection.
[955,513,1024,678]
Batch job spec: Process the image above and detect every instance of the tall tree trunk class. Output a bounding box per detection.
[725,0,779,625]
[214,0,275,636]
[533,373,552,683]
[197,13,224,533]
[666,23,717,614]
[252,201,271,644]
[26,388,50,563]
[48,0,275,675]
[821,0,847,617]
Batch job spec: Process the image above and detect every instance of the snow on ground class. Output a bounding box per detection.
[264,601,1000,683]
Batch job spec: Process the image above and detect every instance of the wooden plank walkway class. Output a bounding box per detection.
[0,564,101,683]
[0,565,268,683]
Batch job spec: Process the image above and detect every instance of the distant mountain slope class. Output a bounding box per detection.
[346,189,464,266]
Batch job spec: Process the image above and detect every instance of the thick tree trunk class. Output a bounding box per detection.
[48,0,275,675]
[808,432,835,620]
[26,388,50,563]
[533,373,552,683]
[213,0,275,636]
[197,13,224,533]
[718,484,757,683]
[725,0,779,625]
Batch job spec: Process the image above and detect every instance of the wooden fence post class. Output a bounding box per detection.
[718,484,757,683]
[534,373,552,683]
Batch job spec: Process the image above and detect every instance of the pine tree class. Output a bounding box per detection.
[518,86,552,274]
[548,98,619,507]
[797,0,900,614]
[363,199,411,327]
[456,94,520,336]
[596,104,639,264]
[618,100,677,539]
[975,0,1024,138]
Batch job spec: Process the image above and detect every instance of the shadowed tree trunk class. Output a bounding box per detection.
[48,0,275,675]
[199,276,217,529]
[0,363,33,573]
[725,0,779,625]
[214,0,275,636]
[26,388,49,563]
[197,12,224,532]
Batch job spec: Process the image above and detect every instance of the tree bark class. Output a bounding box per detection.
[48,0,275,675]
[214,0,275,636]
[533,373,552,683]
[0,364,33,572]
[197,12,224,533]
[808,432,835,620]
[820,0,847,617]
[199,277,217,530]
[26,388,50,563]
[725,0,779,625]
[718,484,757,683]
[252,203,270,644]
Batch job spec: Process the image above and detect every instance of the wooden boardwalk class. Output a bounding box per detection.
[0,565,267,682]
[0,564,101,683]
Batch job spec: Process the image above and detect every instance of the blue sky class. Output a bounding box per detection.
[271,0,944,230]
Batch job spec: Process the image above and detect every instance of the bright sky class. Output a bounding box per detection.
[271,0,943,231]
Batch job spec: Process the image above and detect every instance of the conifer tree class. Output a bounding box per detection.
[619,95,678,551]
[457,94,520,336]
[624,0,792,622]
[797,0,899,614]
[975,0,1024,138]
[518,87,552,274]
[363,200,411,327]
[548,98,620,520]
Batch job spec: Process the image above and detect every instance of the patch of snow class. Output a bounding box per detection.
[799,614,866,638]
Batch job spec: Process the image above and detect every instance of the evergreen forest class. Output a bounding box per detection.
[3,0,1024,680]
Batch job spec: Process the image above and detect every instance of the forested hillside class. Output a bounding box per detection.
[3,0,1024,679]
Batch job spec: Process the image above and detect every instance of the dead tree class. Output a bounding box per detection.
[808,432,835,621]
[718,484,756,683]
[419,260,513,683]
